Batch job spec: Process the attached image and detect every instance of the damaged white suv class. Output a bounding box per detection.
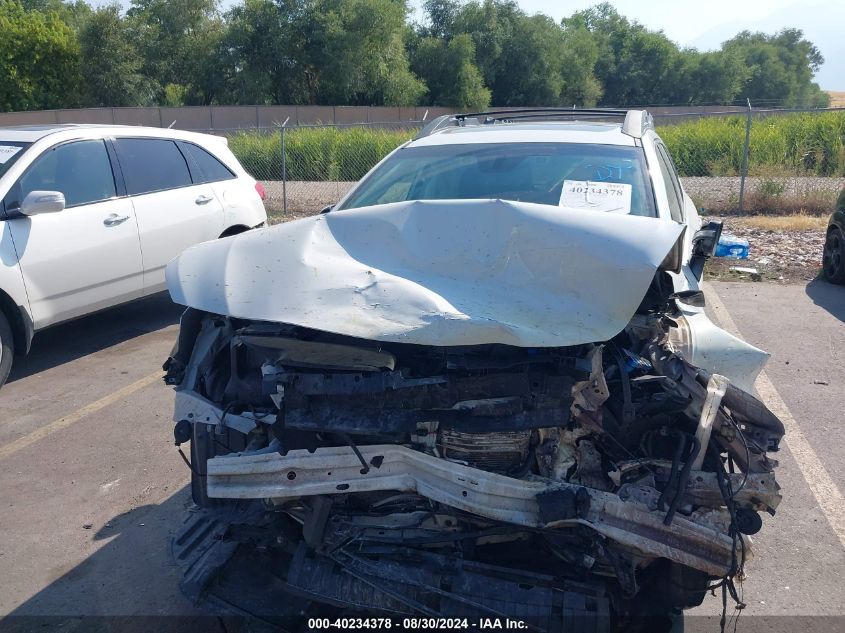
[164,110,783,631]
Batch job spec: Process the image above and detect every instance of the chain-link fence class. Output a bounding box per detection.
[658,105,845,215]
[221,107,845,221]
[223,121,422,220]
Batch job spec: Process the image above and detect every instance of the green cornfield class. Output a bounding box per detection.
[658,111,845,177]
[227,126,417,182]
[227,111,845,182]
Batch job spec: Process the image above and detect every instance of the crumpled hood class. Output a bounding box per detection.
[167,199,683,347]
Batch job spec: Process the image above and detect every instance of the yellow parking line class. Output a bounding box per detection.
[703,283,845,550]
[0,370,163,462]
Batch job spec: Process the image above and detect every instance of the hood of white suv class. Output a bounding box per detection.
[166,199,683,347]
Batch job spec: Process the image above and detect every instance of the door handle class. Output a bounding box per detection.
[195,195,214,205]
[103,213,129,227]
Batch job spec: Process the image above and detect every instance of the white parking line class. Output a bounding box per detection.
[703,282,845,549]
[0,371,163,462]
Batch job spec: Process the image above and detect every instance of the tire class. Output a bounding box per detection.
[0,310,14,389]
[823,227,845,284]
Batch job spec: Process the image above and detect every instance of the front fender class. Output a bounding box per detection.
[669,305,768,394]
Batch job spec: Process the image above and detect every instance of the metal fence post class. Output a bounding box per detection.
[281,117,289,216]
[738,98,752,213]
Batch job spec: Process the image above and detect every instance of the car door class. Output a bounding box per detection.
[112,137,225,295]
[655,141,702,266]
[3,138,143,329]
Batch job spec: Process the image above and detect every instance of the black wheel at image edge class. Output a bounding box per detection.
[823,227,845,284]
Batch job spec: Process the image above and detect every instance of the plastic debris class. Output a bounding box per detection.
[716,233,750,259]
[729,266,762,281]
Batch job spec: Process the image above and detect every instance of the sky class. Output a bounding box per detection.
[94,0,845,90]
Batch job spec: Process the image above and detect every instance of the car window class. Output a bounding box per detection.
[178,142,236,184]
[114,138,193,195]
[13,140,116,209]
[654,144,684,222]
[338,142,657,217]
[0,142,31,179]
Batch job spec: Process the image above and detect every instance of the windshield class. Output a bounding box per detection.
[0,142,31,179]
[338,142,657,217]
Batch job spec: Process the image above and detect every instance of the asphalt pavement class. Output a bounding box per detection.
[0,282,842,629]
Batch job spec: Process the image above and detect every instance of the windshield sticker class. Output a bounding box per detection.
[0,145,22,164]
[560,180,632,214]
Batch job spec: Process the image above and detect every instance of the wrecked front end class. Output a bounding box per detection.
[164,202,784,630]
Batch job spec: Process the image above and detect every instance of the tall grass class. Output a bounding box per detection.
[658,111,845,177]
[228,112,845,182]
[227,126,416,182]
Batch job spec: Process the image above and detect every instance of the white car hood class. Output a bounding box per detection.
[167,199,684,347]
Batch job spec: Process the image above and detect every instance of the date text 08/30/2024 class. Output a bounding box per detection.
[307,618,531,630]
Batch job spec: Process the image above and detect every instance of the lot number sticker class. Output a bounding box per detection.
[0,145,22,164]
[560,180,632,214]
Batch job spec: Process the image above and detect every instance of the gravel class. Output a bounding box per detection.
[682,176,843,213]
[705,216,826,283]
[262,180,355,221]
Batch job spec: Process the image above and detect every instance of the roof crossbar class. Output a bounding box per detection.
[415,108,653,140]
[456,107,630,120]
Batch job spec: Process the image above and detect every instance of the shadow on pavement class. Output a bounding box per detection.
[805,279,845,324]
[7,293,182,383]
[1,487,223,632]
[1,486,291,633]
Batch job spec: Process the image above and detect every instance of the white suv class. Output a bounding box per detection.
[0,124,267,386]
[162,109,784,625]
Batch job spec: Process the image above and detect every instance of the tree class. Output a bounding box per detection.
[411,34,490,109]
[220,0,305,105]
[723,29,830,107]
[0,0,82,111]
[491,13,568,105]
[564,3,680,106]
[79,5,153,107]
[296,0,426,106]
[673,49,749,105]
[21,0,90,30]
[449,0,521,94]
[222,0,425,106]
[126,0,224,105]
[558,25,603,106]
[420,0,459,39]
[424,1,602,107]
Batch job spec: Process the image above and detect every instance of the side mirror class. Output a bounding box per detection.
[319,204,334,214]
[692,220,723,257]
[689,220,723,281]
[20,190,65,216]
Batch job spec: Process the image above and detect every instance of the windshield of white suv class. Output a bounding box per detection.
[338,142,657,217]
[0,142,31,179]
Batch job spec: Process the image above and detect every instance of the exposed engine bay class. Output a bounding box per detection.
[164,277,784,631]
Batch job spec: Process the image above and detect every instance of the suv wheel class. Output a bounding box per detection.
[0,310,14,388]
[823,227,845,284]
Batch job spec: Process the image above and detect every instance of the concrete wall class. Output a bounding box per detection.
[0,104,795,131]
[0,105,437,131]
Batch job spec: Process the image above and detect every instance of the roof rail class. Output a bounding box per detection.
[414,108,654,140]
[458,107,630,120]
